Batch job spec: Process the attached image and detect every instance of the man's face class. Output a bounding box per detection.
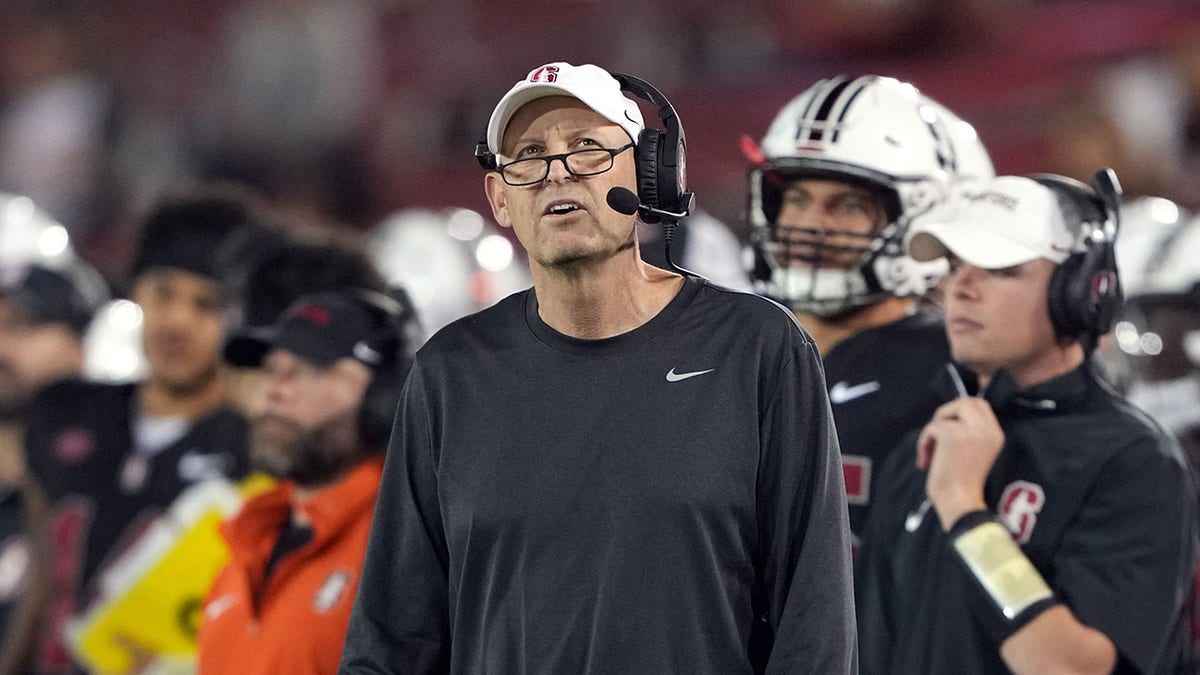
[484,96,639,270]
[773,178,887,270]
[250,349,372,486]
[0,299,82,418]
[132,269,225,395]
[943,256,1061,383]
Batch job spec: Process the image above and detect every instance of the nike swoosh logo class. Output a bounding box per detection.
[666,367,715,382]
[829,380,881,404]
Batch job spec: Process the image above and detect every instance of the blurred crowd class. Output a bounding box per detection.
[2,0,1200,280]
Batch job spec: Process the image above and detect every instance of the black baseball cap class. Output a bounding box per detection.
[223,290,388,370]
[0,260,110,335]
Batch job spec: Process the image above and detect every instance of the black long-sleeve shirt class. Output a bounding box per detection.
[856,364,1199,674]
[340,277,856,674]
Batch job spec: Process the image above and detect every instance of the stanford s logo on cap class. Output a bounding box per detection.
[529,65,559,83]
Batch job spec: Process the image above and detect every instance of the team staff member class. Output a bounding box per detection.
[742,75,994,546]
[856,174,1198,674]
[0,257,108,673]
[198,288,415,675]
[340,62,855,673]
[14,188,255,674]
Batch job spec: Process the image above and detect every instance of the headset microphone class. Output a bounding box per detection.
[606,187,696,276]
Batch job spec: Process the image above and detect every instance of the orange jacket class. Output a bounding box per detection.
[197,455,383,675]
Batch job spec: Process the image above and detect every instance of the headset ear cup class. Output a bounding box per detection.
[655,136,682,216]
[636,129,662,216]
[1048,253,1085,337]
[359,365,405,448]
[350,287,419,449]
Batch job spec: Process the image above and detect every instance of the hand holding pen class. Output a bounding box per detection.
[916,364,1005,531]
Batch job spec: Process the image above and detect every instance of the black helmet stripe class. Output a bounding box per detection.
[924,110,956,173]
[796,76,846,145]
[808,78,855,142]
[830,79,870,143]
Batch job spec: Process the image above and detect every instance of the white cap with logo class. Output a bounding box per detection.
[906,175,1083,269]
[486,62,645,157]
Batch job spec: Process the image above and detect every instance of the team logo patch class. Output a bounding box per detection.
[529,65,559,83]
[313,569,353,613]
[53,428,95,464]
[290,304,331,326]
[997,480,1045,544]
[842,455,871,506]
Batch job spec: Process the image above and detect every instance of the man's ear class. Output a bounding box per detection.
[484,173,512,230]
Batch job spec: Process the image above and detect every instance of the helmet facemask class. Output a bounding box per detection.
[748,164,949,317]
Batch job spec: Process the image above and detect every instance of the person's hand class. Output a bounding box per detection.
[916,397,1004,530]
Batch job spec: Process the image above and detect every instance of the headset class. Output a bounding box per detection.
[1028,168,1124,349]
[610,73,693,223]
[474,72,694,224]
[349,287,422,448]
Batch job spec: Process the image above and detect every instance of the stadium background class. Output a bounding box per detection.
[2,0,1199,285]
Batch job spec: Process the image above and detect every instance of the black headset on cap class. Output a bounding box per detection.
[349,287,421,448]
[1027,168,1124,350]
[475,72,697,273]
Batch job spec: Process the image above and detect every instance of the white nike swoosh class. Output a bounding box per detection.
[666,367,715,382]
[829,380,881,404]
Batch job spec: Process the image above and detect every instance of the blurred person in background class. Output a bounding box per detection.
[0,3,111,245]
[742,74,993,549]
[202,0,383,223]
[198,287,417,675]
[8,186,259,674]
[856,172,1197,674]
[1099,204,1200,468]
[217,224,410,419]
[364,206,529,336]
[0,256,108,674]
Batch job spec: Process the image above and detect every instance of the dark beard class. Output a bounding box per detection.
[251,410,369,488]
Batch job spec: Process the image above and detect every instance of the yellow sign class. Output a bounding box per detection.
[67,474,272,674]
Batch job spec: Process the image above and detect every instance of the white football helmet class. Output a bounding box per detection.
[745,75,994,316]
[1097,208,1200,446]
[365,207,531,336]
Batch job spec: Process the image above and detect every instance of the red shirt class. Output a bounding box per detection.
[197,456,383,675]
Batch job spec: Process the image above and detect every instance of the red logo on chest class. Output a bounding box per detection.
[998,480,1045,544]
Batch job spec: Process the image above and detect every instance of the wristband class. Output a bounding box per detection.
[949,510,1059,641]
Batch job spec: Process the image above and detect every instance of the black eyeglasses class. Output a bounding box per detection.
[496,143,635,186]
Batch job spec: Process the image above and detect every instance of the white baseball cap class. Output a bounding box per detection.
[486,62,645,157]
[906,176,1082,269]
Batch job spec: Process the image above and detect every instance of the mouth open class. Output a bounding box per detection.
[545,200,583,216]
